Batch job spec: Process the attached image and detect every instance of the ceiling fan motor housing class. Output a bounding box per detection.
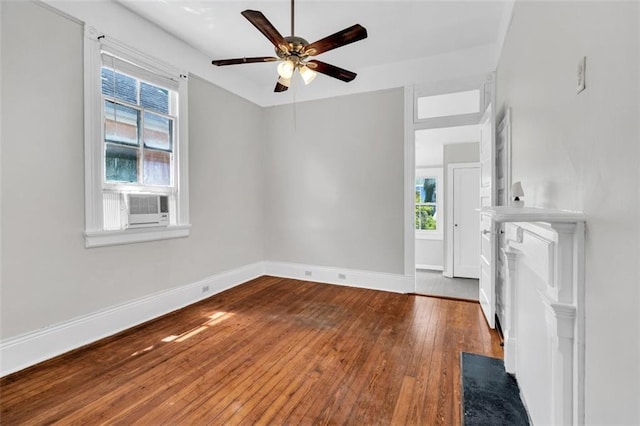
[277,36,310,63]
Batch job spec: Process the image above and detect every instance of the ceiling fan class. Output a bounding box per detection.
[211,0,368,92]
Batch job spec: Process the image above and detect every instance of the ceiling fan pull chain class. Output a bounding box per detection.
[292,76,297,132]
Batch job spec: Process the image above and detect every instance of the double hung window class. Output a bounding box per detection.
[415,176,437,231]
[84,28,189,247]
[415,168,443,240]
[101,55,176,188]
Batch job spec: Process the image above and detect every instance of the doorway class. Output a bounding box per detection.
[413,126,480,300]
[405,77,492,301]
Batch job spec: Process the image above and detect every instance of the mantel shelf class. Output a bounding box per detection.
[479,206,585,223]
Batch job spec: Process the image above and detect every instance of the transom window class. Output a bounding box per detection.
[416,89,480,120]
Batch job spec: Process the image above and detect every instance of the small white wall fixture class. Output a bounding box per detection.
[481,206,585,425]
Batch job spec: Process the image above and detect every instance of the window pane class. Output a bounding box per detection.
[144,112,173,151]
[415,176,437,231]
[143,150,171,186]
[101,68,137,104]
[105,101,139,145]
[106,144,138,182]
[415,178,436,203]
[416,204,437,230]
[140,82,169,114]
[417,90,480,120]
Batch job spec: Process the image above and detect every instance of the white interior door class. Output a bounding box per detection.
[494,109,512,329]
[479,103,496,328]
[453,165,480,278]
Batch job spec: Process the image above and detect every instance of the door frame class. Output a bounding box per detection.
[404,75,491,291]
[445,162,480,278]
[478,102,497,328]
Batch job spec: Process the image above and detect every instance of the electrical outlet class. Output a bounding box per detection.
[338,273,346,279]
[202,285,209,293]
[305,271,312,276]
[577,56,586,94]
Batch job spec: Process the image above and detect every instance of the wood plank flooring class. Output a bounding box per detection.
[0,276,502,425]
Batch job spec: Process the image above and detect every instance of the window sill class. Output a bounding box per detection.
[85,224,191,248]
[415,231,443,241]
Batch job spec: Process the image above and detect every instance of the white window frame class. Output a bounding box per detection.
[415,167,443,240]
[83,25,190,248]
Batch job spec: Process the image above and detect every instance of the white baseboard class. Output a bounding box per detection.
[1,261,412,377]
[0,262,265,377]
[504,336,517,374]
[416,264,444,271]
[264,261,413,294]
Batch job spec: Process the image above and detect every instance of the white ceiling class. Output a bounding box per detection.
[116,1,512,106]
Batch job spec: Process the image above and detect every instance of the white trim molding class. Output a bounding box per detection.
[541,296,577,426]
[84,224,191,248]
[84,25,104,234]
[0,262,265,377]
[482,206,585,425]
[0,261,413,377]
[264,261,413,294]
[416,264,443,272]
[501,246,520,374]
[404,86,416,277]
[83,24,190,248]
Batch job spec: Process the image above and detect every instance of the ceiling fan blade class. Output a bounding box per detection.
[307,60,357,82]
[305,24,368,56]
[212,56,278,66]
[241,10,288,51]
[274,81,289,92]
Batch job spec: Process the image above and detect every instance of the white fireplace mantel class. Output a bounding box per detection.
[479,205,586,223]
[480,206,585,425]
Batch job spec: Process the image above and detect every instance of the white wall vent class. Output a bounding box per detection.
[127,194,170,228]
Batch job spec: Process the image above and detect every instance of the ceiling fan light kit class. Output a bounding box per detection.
[277,76,291,88]
[277,60,295,79]
[211,0,367,92]
[299,65,317,85]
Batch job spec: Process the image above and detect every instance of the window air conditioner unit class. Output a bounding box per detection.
[127,194,169,228]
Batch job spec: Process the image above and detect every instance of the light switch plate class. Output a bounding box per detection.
[577,56,586,94]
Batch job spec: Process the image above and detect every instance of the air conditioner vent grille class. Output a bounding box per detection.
[127,194,170,228]
[130,195,160,215]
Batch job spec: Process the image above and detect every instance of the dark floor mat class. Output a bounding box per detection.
[460,352,530,425]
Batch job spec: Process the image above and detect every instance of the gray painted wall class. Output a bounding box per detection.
[497,2,639,423]
[0,2,265,339]
[0,2,406,341]
[263,90,405,274]
[415,239,443,269]
[443,142,479,165]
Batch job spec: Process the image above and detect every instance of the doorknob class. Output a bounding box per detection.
[454,224,458,227]
[482,229,491,235]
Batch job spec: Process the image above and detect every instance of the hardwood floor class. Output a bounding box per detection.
[0,276,502,425]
